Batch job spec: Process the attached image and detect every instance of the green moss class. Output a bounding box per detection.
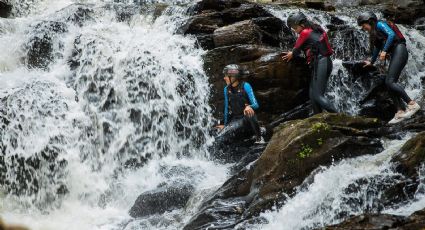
[317,138,323,146]
[298,144,313,159]
[311,122,330,133]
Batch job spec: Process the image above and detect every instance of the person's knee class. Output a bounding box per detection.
[385,77,395,89]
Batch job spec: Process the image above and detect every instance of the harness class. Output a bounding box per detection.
[227,82,249,119]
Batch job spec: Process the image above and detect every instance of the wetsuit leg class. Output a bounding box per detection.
[386,43,411,104]
[311,56,338,113]
[309,78,322,114]
[243,115,261,138]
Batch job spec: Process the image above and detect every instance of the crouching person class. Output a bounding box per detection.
[216,64,263,144]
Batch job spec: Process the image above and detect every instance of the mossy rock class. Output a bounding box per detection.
[392,131,425,178]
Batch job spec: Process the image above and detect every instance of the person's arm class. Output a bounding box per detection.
[377,21,396,53]
[243,82,259,110]
[223,86,229,125]
[371,46,380,64]
[292,29,311,57]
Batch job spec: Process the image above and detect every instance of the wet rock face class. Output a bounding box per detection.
[384,0,425,25]
[325,207,425,229]
[0,82,71,203]
[184,113,384,229]
[25,21,68,69]
[0,0,12,18]
[129,184,195,218]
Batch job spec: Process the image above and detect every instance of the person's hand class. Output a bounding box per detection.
[363,60,372,68]
[244,105,255,117]
[215,125,225,130]
[282,51,293,62]
[379,51,387,61]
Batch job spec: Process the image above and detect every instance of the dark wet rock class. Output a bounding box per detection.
[0,0,11,18]
[324,213,407,229]
[185,113,384,229]
[384,0,425,25]
[341,61,398,121]
[25,21,68,69]
[213,20,262,47]
[325,207,425,229]
[129,184,195,218]
[49,3,94,27]
[103,3,140,23]
[0,82,70,201]
[392,131,425,179]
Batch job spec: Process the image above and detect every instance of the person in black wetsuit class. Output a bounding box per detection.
[216,64,263,143]
[358,12,421,124]
[282,12,337,114]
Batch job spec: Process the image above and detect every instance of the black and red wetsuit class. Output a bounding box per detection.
[292,28,333,64]
[292,27,337,114]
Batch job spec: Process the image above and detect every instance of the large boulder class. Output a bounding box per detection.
[129,184,195,218]
[184,113,384,229]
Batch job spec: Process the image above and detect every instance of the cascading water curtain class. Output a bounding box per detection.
[0,1,229,229]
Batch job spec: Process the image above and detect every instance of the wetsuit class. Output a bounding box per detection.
[371,21,410,110]
[223,82,261,138]
[292,27,337,114]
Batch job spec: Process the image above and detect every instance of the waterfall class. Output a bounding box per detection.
[0,0,229,229]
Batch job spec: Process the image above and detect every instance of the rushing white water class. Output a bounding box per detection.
[0,0,230,229]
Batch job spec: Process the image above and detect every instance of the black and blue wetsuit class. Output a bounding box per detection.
[371,21,411,110]
[222,82,261,140]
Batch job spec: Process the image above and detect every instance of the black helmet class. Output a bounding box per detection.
[287,12,307,29]
[357,12,377,26]
[223,64,241,78]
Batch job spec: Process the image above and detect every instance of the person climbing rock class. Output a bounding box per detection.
[216,64,263,144]
[358,12,421,124]
[282,12,337,115]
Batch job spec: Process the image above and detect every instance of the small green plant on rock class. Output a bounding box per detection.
[317,138,323,146]
[311,122,330,133]
[298,144,313,159]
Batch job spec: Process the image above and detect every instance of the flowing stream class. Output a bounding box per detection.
[0,1,425,230]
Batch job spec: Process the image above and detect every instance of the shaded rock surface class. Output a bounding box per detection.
[0,0,11,18]
[129,184,195,218]
[0,218,29,230]
[325,208,425,230]
[184,113,385,229]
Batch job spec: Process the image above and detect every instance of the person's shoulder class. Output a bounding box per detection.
[300,28,313,36]
[243,82,254,89]
[377,21,388,29]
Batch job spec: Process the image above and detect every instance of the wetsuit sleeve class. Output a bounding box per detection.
[377,21,396,52]
[292,29,311,57]
[371,46,380,64]
[223,86,229,125]
[243,82,259,110]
